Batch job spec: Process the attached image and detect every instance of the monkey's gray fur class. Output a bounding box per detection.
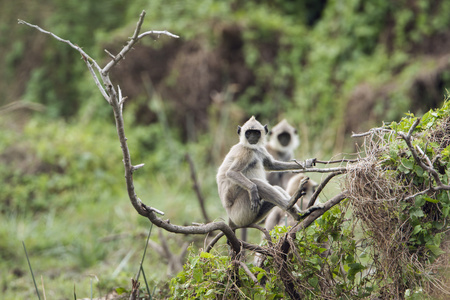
[266,119,300,188]
[217,116,318,228]
[265,173,318,231]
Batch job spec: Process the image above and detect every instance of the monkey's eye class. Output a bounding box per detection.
[245,130,261,138]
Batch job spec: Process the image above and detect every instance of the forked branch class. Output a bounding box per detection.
[17,11,249,254]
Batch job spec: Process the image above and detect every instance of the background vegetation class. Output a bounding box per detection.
[1,0,449,298]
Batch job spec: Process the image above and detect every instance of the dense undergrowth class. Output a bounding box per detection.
[1,0,450,299]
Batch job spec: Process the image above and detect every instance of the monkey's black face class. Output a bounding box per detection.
[245,129,261,144]
[277,131,291,147]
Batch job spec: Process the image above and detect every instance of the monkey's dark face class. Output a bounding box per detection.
[277,131,292,147]
[238,116,268,147]
[245,129,261,144]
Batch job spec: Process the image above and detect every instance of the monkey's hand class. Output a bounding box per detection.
[305,158,316,168]
[250,187,261,213]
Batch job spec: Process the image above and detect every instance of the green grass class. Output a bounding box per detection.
[0,112,223,299]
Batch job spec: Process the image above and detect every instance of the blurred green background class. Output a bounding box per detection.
[1,0,450,298]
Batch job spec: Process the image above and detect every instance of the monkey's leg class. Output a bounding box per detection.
[286,177,309,210]
[251,179,302,222]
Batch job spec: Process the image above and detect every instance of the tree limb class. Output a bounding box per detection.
[307,171,345,208]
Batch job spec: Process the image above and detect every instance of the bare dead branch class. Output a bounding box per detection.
[295,191,348,232]
[185,153,210,223]
[307,171,345,208]
[315,158,359,164]
[351,127,393,138]
[292,167,348,174]
[138,30,180,39]
[239,261,258,284]
[205,232,225,253]
[17,19,101,72]
[18,19,110,103]
[129,278,140,300]
[102,12,179,75]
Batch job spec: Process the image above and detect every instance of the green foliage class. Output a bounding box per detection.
[169,202,379,299]
[170,249,285,299]
[0,117,122,214]
[381,100,450,262]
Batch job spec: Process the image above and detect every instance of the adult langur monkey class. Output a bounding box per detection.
[217,116,320,231]
[266,119,300,189]
[265,173,318,231]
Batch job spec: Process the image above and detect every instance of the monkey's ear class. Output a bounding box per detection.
[264,125,268,134]
[237,126,241,135]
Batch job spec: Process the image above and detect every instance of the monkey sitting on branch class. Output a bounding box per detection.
[266,119,300,189]
[217,116,320,229]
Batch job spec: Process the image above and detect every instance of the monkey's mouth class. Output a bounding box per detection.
[246,130,261,144]
[277,132,291,146]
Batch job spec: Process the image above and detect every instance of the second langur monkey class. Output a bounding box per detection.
[216,116,319,228]
[266,119,300,189]
[265,173,319,231]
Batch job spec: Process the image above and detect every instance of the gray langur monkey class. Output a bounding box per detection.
[265,173,319,231]
[217,116,318,229]
[266,119,300,189]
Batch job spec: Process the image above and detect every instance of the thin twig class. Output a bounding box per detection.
[18,19,109,103]
[239,261,258,284]
[138,30,180,39]
[185,153,210,223]
[315,159,359,164]
[307,171,345,208]
[352,127,393,138]
[292,167,348,174]
[17,19,101,72]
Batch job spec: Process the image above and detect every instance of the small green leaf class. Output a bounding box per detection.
[115,287,128,295]
[443,206,449,217]
[193,268,203,283]
[308,276,319,288]
[423,197,439,203]
[413,165,424,177]
[200,251,214,259]
[347,263,366,281]
[205,289,216,296]
[426,245,445,257]
[402,158,414,169]
[412,225,422,235]
[410,207,424,218]
[415,196,425,207]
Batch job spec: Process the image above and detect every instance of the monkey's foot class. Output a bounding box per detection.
[287,177,309,209]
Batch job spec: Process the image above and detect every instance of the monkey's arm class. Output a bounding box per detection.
[264,158,304,171]
[263,152,315,171]
[225,156,261,212]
